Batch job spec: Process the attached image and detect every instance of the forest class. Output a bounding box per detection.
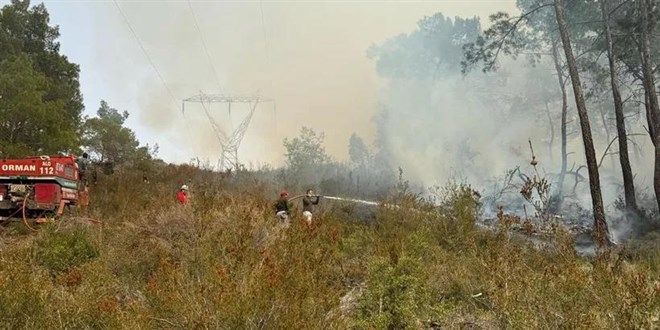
[0,0,659,328]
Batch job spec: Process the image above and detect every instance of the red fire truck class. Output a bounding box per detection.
[0,155,88,221]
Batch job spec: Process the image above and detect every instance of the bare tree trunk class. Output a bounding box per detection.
[638,0,660,212]
[545,101,555,163]
[551,38,568,209]
[598,105,617,170]
[602,0,638,212]
[645,88,657,146]
[554,0,609,246]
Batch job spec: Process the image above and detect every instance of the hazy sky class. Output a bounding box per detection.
[4,0,519,166]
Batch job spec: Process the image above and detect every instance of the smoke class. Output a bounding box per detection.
[371,32,657,225]
[81,1,519,165]
[29,0,657,245]
[50,0,654,221]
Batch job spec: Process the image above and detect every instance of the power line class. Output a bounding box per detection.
[259,0,274,94]
[112,0,179,106]
[187,0,223,92]
[258,0,278,147]
[112,0,199,160]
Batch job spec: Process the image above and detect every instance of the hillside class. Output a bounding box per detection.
[0,164,658,329]
[3,1,660,328]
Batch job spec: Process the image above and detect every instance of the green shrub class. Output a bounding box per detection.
[352,253,430,329]
[34,226,100,274]
[0,163,656,329]
[0,246,49,328]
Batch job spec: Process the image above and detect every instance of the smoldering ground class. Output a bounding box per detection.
[361,8,657,238]
[369,24,656,239]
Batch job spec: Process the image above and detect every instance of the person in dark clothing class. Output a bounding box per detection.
[302,189,321,225]
[274,190,290,225]
[77,152,89,171]
[77,152,90,187]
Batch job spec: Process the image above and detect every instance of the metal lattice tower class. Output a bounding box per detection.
[183,92,274,171]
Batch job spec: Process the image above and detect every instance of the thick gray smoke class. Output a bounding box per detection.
[80,1,518,166]
[41,0,657,239]
[368,13,657,237]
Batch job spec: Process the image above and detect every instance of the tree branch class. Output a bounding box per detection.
[462,3,554,73]
[491,3,555,63]
[571,165,587,196]
[609,0,634,16]
[598,136,619,168]
[597,133,646,169]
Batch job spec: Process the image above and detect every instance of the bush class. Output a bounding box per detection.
[34,226,100,274]
[0,244,49,328]
[0,162,657,328]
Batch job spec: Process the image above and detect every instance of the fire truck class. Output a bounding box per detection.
[0,155,88,221]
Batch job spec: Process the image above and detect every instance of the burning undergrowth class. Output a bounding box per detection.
[457,156,660,253]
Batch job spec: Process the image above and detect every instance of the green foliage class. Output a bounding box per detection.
[461,10,540,74]
[0,0,83,156]
[284,126,330,170]
[369,13,481,79]
[34,226,100,274]
[0,54,66,157]
[83,100,155,165]
[282,126,333,188]
[610,0,660,78]
[352,255,427,329]
[462,0,597,74]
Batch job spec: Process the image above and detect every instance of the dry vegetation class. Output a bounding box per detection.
[0,165,658,329]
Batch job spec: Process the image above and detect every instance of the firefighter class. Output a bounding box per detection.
[302,189,321,225]
[274,190,290,225]
[177,185,189,204]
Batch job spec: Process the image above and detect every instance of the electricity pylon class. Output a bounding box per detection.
[182,92,274,171]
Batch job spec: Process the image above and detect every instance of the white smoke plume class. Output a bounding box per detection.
[73,0,520,165]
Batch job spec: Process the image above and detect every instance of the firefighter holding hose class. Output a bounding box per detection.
[302,189,321,225]
[273,189,321,227]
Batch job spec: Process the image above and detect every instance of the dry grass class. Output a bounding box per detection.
[0,164,658,329]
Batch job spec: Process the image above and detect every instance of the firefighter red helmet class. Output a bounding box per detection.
[280,190,288,197]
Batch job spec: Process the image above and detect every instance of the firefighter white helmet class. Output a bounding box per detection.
[181,185,189,191]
